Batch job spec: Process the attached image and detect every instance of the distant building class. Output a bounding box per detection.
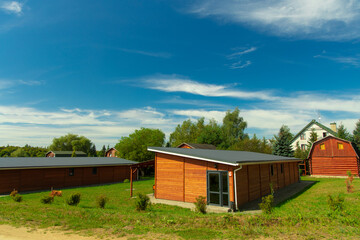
[46,151,87,157]
[291,120,338,151]
[176,143,216,150]
[308,135,359,176]
[105,148,118,157]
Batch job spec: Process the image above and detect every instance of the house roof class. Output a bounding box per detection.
[291,119,338,143]
[0,157,137,170]
[307,135,360,159]
[105,148,118,154]
[148,147,300,166]
[176,143,216,150]
[46,151,87,157]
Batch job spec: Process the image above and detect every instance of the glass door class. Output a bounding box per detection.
[207,171,229,207]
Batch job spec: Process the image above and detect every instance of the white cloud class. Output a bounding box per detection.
[189,0,360,40]
[314,54,360,67]
[1,1,22,15]
[227,47,257,59]
[229,60,251,69]
[143,74,276,101]
[0,79,42,90]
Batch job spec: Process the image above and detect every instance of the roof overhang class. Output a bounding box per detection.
[0,163,134,171]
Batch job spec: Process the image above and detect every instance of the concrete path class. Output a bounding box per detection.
[149,180,316,214]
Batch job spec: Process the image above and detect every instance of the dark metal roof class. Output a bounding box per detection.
[0,157,137,170]
[177,143,216,150]
[148,147,300,166]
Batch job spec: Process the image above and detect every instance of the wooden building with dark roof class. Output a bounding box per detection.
[45,151,87,157]
[148,147,300,211]
[177,143,216,150]
[0,157,136,194]
[308,136,360,176]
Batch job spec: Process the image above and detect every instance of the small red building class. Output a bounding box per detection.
[105,148,118,157]
[308,136,360,176]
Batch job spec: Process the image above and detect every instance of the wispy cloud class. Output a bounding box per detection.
[314,53,360,67]
[1,1,22,15]
[229,60,251,69]
[227,47,257,59]
[0,79,42,90]
[142,74,276,101]
[189,0,360,41]
[117,48,172,59]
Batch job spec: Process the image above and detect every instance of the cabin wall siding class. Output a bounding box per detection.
[0,165,131,194]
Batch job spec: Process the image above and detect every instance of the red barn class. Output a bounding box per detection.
[308,136,360,176]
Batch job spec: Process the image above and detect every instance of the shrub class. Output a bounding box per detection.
[9,189,18,197]
[123,179,130,183]
[259,183,275,214]
[96,195,108,209]
[135,193,151,211]
[194,196,207,214]
[66,193,81,206]
[327,194,345,212]
[346,171,354,193]
[41,196,54,204]
[12,195,23,203]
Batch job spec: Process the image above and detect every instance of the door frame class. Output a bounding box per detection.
[206,170,229,207]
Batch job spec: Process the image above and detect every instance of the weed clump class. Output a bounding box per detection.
[194,196,207,214]
[346,171,354,193]
[9,189,18,197]
[327,194,344,212]
[96,195,108,209]
[12,195,23,202]
[135,193,151,211]
[123,179,130,183]
[41,196,54,204]
[66,193,81,206]
[259,184,274,214]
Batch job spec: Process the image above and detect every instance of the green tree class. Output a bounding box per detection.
[49,133,95,156]
[229,135,272,154]
[71,149,77,157]
[219,107,247,149]
[115,128,165,162]
[272,125,294,157]
[294,142,308,159]
[197,119,222,146]
[337,123,352,141]
[169,118,205,147]
[353,120,360,151]
[10,148,29,157]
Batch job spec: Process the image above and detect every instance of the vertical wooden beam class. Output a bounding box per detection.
[247,166,250,202]
[183,158,185,202]
[130,166,133,197]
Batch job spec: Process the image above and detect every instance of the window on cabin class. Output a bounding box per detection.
[92,167,97,175]
[69,168,75,176]
[300,133,306,140]
[320,144,325,150]
[270,164,274,176]
[338,143,344,150]
[323,132,327,137]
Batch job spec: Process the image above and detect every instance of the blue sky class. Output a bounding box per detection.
[0,0,359,148]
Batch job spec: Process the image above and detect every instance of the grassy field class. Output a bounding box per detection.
[0,176,359,239]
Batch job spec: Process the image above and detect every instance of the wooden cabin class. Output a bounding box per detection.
[177,143,216,150]
[105,148,118,157]
[148,147,300,211]
[308,136,360,176]
[0,157,136,194]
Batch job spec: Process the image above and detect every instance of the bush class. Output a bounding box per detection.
[96,195,108,209]
[328,194,344,212]
[12,195,23,203]
[259,183,275,214]
[135,193,151,211]
[66,193,81,206]
[123,179,130,183]
[9,189,18,197]
[194,196,207,214]
[41,196,54,204]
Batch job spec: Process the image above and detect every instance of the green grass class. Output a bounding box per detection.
[0,176,360,239]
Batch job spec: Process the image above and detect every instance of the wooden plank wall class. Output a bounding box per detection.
[155,153,235,204]
[310,138,359,176]
[235,162,299,208]
[0,165,131,194]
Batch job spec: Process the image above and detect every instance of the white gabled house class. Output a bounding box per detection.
[291,119,338,150]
